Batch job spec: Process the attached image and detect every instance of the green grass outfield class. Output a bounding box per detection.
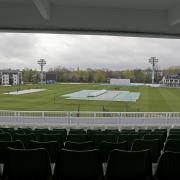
[0,83,179,112]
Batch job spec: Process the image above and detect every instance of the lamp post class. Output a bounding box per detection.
[37,59,46,84]
[149,57,158,84]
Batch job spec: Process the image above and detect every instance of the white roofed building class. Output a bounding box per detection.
[0,69,22,86]
[160,74,180,87]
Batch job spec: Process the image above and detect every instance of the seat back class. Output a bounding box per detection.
[87,129,101,139]
[168,134,180,140]
[14,133,36,148]
[0,133,12,141]
[154,129,167,133]
[138,129,152,133]
[93,134,116,148]
[143,134,165,149]
[131,139,160,162]
[69,129,86,135]
[0,140,24,163]
[169,131,180,135]
[100,141,128,162]
[121,129,136,133]
[54,149,103,180]
[29,140,59,163]
[14,129,25,134]
[40,133,65,148]
[150,132,167,142]
[169,128,180,133]
[51,128,67,136]
[105,149,152,180]
[164,139,180,152]
[118,134,139,149]
[155,151,180,180]
[64,141,94,151]
[3,148,52,180]
[67,134,89,142]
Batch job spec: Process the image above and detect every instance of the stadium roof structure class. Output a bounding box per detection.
[0,0,180,38]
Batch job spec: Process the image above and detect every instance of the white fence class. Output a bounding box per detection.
[0,110,180,128]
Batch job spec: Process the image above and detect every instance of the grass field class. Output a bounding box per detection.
[0,83,180,112]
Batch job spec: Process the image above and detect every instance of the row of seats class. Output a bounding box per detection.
[1,147,180,180]
[0,127,169,134]
[0,132,168,150]
[0,138,179,164]
[0,127,171,149]
[0,128,179,180]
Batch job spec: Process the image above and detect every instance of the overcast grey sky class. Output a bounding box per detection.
[0,33,179,71]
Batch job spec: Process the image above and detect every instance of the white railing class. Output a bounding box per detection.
[0,110,180,128]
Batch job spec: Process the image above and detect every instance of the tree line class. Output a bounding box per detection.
[22,66,180,84]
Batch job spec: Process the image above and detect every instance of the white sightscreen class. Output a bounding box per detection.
[110,79,130,85]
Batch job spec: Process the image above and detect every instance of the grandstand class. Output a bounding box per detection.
[1,0,180,179]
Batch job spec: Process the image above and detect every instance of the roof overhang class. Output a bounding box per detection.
[1,0,180,38]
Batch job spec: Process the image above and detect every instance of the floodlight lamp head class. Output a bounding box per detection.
[38,59,46,64]
[148,57,158,64]
[149,59,153,63]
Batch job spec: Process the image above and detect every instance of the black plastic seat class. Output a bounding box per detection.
[168,134,180,140]
[51,129,67,136]
[22,128,33,134]
[131,139,161,162]
[64,141,94,151]
[121,129,136,134]
[169,128,180,132]
[143,134,165,149]
[155,151,180,180]
[29,140,59,163]
[0,140,24,163]
[40,133,65,148]
[69,129,86,135]
[14,133,36,148]
[33,129,50,141]
[138,129,152,133]
[118,134,139,150]
[164,139,180,152]
[104,129,119,134]
[87,129,102,140]
[0,133,12,141]
[105,149,152,180]
[34,128,49,133]
[93,134,116,148]
[67,134,89,142]
[54,149,103,180]
[87,129,102,134]
[154,129,167,133]
[100,141,128,162]
[169,131,180,135]
[150,132,167,142]
[14,129,25,134]
[104,130,119,140]
[3,147,52,180]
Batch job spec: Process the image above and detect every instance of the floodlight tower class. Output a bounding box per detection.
[37,59,46,83]
[149,57,158,84]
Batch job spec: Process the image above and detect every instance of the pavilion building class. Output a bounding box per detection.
[161,74,180,87]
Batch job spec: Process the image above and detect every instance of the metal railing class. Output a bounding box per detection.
[0,110,180,128]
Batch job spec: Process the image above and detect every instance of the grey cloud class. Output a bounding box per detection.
[0,33,180,70]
